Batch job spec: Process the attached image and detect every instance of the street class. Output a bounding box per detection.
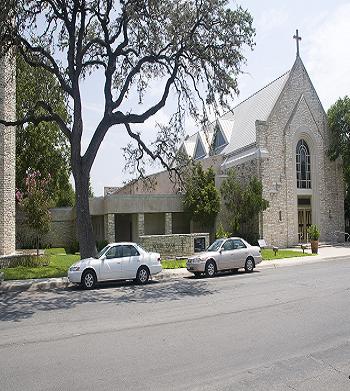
[1,259,350,390]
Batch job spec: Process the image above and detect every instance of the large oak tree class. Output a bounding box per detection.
[0,0,255,258]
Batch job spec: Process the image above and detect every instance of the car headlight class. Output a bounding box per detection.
[69,266,81,272]
[188,257,202,264]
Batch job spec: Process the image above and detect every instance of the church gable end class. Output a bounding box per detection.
[259,55,344,247]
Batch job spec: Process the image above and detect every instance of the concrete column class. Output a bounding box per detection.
[0,54,16,255]
[165,212,172,235]
[104,214,115,243]
[138,213,145,237]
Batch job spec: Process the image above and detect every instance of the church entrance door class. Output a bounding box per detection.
[298,198,312,243]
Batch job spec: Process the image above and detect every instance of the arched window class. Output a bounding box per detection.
[296,139,311,189]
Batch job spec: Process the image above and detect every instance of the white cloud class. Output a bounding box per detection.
[256,7,289,37]
[305,3,350,109]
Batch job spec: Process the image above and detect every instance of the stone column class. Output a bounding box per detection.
[165,212,172,235]
[0,54,16,255]
[104,214,115,243]
[138,213,145,237]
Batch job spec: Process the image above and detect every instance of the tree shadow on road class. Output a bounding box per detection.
[0,278,216,323]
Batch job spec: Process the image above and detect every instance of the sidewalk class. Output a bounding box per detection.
[1,245,350,293]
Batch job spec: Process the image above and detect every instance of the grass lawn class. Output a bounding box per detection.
[3,248,79,281]
[2,247,312,281]
[261,248,312,260]
[161,259,187,269]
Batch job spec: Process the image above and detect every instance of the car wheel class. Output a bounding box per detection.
[81,269,97,289]
[205,260,216,278]
[245,257,255,273]
[136,266,150,284]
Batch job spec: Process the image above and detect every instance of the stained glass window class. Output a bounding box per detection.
[296,139,311,189]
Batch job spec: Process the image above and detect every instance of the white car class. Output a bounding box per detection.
[68,242,162,289]
[186,237,262,277]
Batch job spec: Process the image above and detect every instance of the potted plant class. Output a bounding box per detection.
[308,224,320,254]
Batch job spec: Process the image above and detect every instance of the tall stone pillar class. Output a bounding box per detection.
[104,214,115,243]
[138,213,145,237]
[165,212,172,235]
[0,54,16,255]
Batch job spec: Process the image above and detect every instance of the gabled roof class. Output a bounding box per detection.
[222,70,290,155]
[182,69,291,159]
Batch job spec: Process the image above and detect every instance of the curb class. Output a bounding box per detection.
[0,269,192,293]
[1,254,349,293]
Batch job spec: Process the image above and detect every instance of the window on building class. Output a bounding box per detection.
[194,138,206,160]
[213,125,227,153]
[296,139,311,189]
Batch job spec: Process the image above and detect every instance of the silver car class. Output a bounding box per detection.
[186,237,262,278]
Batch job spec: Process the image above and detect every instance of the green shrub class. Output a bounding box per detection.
[65,240,80,255]
[215,222,231,239]
[96,240,109,252]
[0,254,50,268]
[307,225,320,241]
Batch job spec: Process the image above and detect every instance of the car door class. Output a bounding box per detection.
[232,239,249,268]
[100,245,123,280]
[120,244,141,279]
[219,239,236,270]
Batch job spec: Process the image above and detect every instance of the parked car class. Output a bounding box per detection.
[68,242,162,289]
[186,237,262,278]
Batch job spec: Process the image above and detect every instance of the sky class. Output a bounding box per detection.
[81,0,350,196]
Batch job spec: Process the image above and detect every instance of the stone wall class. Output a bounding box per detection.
[139,233,210,257]
[0,54,16,255]
[16,208,76,249]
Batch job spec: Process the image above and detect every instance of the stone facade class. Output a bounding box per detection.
[0,54,16,255]
[257,57,344,246]
[139,233,210,257]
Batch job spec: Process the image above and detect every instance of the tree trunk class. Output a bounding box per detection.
[36,235,39,258]
[73,161,96,259]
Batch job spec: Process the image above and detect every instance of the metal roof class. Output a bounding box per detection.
[182,70,290,159]
[221,70,290,155]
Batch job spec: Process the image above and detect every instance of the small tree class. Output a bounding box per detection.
[328,96,350,226]
[220,169,268,241]
[19,171,52,256]
[183,163,221,230]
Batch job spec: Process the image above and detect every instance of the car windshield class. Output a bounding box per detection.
[207,239,225,252]
[95,245,110,259]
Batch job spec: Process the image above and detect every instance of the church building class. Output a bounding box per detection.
[100,49,344,248]
[176,54,344,246]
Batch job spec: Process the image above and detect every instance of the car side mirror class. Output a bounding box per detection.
[219,249,223,254]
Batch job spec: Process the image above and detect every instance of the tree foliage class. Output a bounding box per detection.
[183,163,220,228]
[328,96,350,222]
[18,171,52,256]
[16,54,75,207]
[0,0,255,258]
[220,169,268,236]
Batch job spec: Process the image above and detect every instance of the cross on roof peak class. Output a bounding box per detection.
[293,29,302,57]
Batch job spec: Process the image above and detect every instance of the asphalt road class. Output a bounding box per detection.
[1,259,350,391]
